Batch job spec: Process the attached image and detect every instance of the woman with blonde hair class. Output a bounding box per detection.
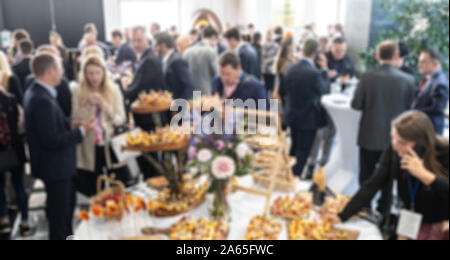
[80,45,104,61]
[0,51,23,104]
[72,54,130,196]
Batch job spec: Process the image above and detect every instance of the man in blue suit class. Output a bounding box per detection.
[224,28,260,79]
[154,32,195,100]
[212,52,267,110]
[24,53,96,240]
[284,39,330,179]
[413,49,449,135]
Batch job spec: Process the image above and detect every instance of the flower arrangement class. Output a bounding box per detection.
[187,134,254,220]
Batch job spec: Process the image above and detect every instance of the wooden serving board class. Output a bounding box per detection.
[131,102,172,114]
[122,140,189,153]
[148,195,206,217]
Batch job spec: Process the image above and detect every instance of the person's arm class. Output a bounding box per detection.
[31,98,83,151]
[346,56,356,77]
[351,78,365,110]
[400,147,449,201]
[109,84,127,126]
[9,76,24,106]
[416,82,449,114]
[339,148,394,222]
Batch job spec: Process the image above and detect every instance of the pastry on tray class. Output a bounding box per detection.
[245,215,282,240]
[270,194,312,220]
[169,216,230,240]
[147,181,208,217]
[288,219,353,240]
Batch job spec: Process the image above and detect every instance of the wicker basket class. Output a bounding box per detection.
[90,175,126,221]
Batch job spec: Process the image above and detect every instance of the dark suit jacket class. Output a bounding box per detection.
[24,82,82,182]
[164,51,195,100]
[412,70,449,134]
[352,64,416,151]
[25,75,72,118]
[12,57,32,90]
[239,44,260,79]
[284,60,330,130]
[125,48,165,102]
[115,43,137,66]
[212,72,267,110]
[125,49,165,131]
[326,52,355,82]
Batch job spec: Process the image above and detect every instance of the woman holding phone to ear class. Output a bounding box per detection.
[338,110,449,240]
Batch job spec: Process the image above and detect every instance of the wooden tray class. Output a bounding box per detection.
[147,174,196,191]
[122,139,189,153]
[287,221,360,240]
[120,235,164,240]
[142,224,230,240]
[131,101,172,114]
[149,195,206,217]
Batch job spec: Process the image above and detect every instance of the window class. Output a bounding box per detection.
[120,0,180,32]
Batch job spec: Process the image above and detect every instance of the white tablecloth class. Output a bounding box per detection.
[322,85,361,196]
[74,175,382,240]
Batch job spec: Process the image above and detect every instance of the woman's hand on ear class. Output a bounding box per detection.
[401,147,436,186]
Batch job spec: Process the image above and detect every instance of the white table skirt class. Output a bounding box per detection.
[322,92,361,196]
[74,175,382,240]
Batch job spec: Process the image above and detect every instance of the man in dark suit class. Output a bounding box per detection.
[326,37,355,82]
[284,39,330,179]
[413,49,449,135]
[12,39,34,90]
[111,30,136,66]
[24,53,96,240]
[352,40,416,213]
[212,52,267,110]
[154,32,195,100]
[122,26,166,180]
[23,44,72,119]
[224,28,260,79]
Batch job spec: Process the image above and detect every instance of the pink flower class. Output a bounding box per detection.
[215,140,225,152]
[211,156,235,179]
[197,149,213,163]
[236,143,250,159]
[188,147,197,159]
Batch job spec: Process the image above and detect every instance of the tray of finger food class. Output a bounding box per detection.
[316,195,351,221]
[147,181,208,217]
[288,219,360,240]
[245,215,282,240]
[146,174,196,191]
[142,216,230,240]
[131,90,173,114]
[123,126,190,152]
[270,193,313,220]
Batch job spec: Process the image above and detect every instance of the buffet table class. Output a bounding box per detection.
[322,81,361,196]
[74,175,382,240]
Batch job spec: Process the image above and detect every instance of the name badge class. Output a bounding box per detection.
[397,209,423,240]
